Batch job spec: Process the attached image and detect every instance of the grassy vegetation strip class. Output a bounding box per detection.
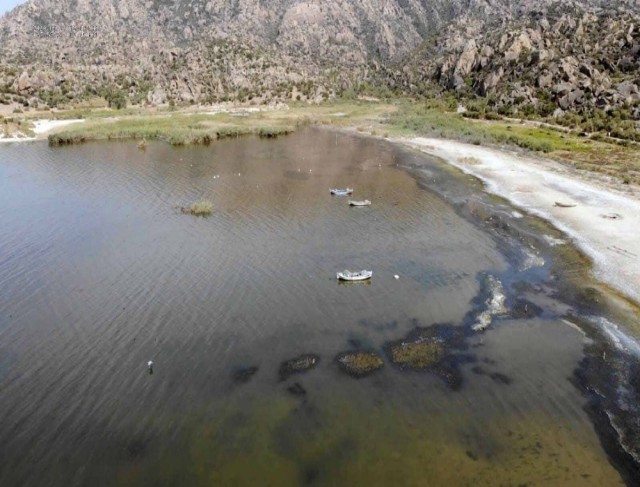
[48,114,295,146]
[38,98,640,184]
[382,101,593,153]
[44,100,395,146]
[377,101,640,185]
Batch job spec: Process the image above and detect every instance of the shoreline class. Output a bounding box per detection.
[398,136,640,306]
[0,118,85,143]
[32,119,85,135]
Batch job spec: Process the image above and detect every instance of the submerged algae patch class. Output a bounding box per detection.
[384,323,470,390]
[231,366,259,385]
[335,351,384,378]
[112,395,623,487]
[388,339,445,368]
[279,354,320,381]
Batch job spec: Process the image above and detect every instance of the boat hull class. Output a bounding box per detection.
[337,270,373,281]
[330,188,354,196]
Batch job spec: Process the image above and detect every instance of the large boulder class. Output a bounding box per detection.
[537,72,554,88]
[579,63,594,78]
[552,82,575,95]
[559,56,579,83]
[532,49,551,64]
[504,32,532,62]
[479,45,494,68]
[16,71,32,94]
[452,39,478,90]
[568,88,586,105]
[617,80,640,102]
[147,86,166,105]
[480,67,504,95]
[558,89,585,110]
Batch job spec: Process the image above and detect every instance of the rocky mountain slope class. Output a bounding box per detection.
[0,0,504,63]
[396,0,640,137]
[0,0,639,136]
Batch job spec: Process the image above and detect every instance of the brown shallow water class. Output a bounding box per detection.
[0,129,638,486]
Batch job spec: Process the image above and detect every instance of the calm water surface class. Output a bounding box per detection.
[0,129,638,486]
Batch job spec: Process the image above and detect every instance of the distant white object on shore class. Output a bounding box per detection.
[394,275,400,280]
[147,361,154,373]
[349,200,371,207]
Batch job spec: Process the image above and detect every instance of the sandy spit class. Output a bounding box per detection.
[32,119,85,134]
[0,119,85,143]
[402,136,640,304]
[0,133,37,143]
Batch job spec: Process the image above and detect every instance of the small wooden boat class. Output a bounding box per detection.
[349,200,371,207]
[337,270,373,281]
[338,279,372,286]
[330,188,353,196]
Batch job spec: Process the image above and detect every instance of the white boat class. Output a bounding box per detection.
[349,200,371,207]
[337,270,373,281]
[330,188,353,196]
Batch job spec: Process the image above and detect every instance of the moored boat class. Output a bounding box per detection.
[349,200,371,207]
[337,270,373,281]
[330,188,354,196]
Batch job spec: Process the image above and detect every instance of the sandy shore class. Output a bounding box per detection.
[0,118,85,143]
[32,119,85,135]
[402,137,640,304]
[0,133,36,143]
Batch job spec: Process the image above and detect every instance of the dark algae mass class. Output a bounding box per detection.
[279,354,320,381]
[335,351,384,377]
[0,128,638,486]
[231,366,259,385]
[384,323,470,390]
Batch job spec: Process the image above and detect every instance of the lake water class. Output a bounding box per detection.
[0,129,638,486]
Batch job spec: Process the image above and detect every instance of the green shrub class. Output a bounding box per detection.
[105,89,127,109]
[484,111,502,120]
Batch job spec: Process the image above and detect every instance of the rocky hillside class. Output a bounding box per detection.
[0,0,639,137]
[0,0,505,64]
[396,0,640,138]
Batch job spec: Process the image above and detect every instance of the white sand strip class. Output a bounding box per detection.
[0,119,85,143]
[32,119,85,134]
[0,133,37,143]
[404,137,640,304]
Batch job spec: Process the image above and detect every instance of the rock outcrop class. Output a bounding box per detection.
[400,0,640,121]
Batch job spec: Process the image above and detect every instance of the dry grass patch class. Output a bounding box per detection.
[458,156,482,165]
[188,200,213,216]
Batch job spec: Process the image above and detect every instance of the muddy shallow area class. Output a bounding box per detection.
[0,128,638,486]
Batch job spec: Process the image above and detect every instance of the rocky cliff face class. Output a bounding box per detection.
[0,0,486,104]
[0,0,490,63]
[0,0,639,126]
[398,0,640,126]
